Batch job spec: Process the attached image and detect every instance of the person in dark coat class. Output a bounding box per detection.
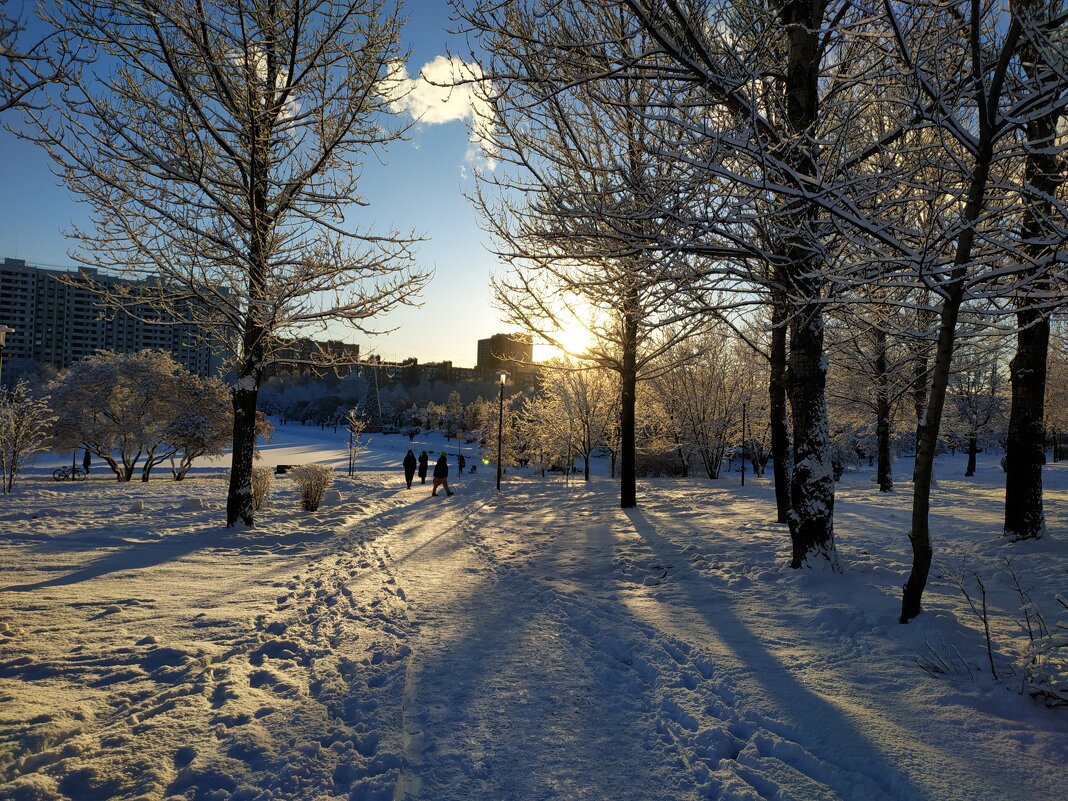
[457,453,466,475]
[403,450,417,489]
[432,453,453,496]
[418,451,429,484]
[82,449,91,475]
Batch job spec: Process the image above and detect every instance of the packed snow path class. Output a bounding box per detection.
[2,449,1067,800]
[379,480,1031,801]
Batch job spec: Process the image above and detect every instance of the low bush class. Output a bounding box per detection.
[250,466,273,511]
[290,464,334,512]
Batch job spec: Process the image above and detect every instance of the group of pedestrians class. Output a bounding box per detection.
[402,449,455,497]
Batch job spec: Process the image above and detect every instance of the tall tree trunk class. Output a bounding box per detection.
[226,46,276,528]
[965,433,977,476]
[770,297,792,521]
[619,300,638,508]
[875,327,893,492]
[786,300,836,567]
[902,143,992,622]
[1004,302,1050,540]
[911,344,928,479]
[1003,74,1059,539]
[775,0,836,569]
[227,372,261,527]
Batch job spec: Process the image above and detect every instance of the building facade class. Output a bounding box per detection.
[0,257,227,381]
[476,333,535,381]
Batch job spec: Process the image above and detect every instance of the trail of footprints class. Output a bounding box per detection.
[2,493,421,801]
[459,496,906,801]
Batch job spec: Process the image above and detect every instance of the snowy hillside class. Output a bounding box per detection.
[1,424,1066,800]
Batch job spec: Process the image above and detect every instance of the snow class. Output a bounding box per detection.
[2,425,1066,800]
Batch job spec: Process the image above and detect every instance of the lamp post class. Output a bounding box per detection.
[496,371,507,491]
[0,325,13,391]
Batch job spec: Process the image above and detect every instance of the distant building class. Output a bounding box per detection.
[263,337,360,379]
[0,257,227,380]
[476,333,535,381]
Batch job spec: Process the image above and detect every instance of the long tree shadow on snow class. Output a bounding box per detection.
[0,526,335,593]
[623,507,927,801]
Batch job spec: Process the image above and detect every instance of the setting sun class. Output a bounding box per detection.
[534,320,596,361]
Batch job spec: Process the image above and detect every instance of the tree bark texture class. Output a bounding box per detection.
[775,0,836,569]
[787,301,837,568]
[1004,305,1050,538]
[903,149,991,622]
[770,299,792,520]
[1003,90,1059,539]
[875,328,893,492]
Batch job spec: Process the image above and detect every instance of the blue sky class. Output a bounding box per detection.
[0,3,511,368]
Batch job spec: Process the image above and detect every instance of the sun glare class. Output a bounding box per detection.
[534,322,595,361]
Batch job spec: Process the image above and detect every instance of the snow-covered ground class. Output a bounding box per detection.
[1,424,1066,801]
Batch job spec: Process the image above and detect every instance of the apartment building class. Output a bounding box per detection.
[0,257,227,381]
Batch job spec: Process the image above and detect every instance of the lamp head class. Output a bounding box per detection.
[0,324,13,348]
[498,370,508,386]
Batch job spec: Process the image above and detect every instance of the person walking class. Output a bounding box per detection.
[432,453,453,497]
[82,449,91,475]
[418,451,429,484]
[457,453,466,475]
[402,449,417,489]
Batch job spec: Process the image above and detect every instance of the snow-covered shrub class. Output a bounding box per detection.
[1007,564,1068,707]
[290,464,333,511]
[0,381,56,493]
[1024,616,1068,707]
[250,466,274,511]
[936,559,1068,707]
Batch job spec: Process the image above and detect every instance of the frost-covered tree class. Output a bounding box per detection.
[649,330,751,481]
[1003,2,1068,540]
[34,0,429,525]
[345,409,369,478]
[0,381,55,494]
[536,361,617,482]
[826,306,917,492]
[168,378,232,480]
[876,0,1068,621]
[456,2,715,508]
[50,350,190,482]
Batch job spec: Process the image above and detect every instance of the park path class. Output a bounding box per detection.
[369,478,915,801]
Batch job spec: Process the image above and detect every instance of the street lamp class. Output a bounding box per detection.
[496,370,508,491]
[0,325,13,390]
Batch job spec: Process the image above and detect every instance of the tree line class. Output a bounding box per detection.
[451,0,1067,621]
[0,351,234,493]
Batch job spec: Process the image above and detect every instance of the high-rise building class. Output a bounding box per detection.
[476,332,534,380]
[0,257,228,380]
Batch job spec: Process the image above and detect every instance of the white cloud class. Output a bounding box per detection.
[385,56,496,171]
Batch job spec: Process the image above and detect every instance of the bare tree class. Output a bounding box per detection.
[34,0,429,525]
[826,302,920,492]
[1004,0,1068,540]
[455,2,719,508]
[0,2,78,114]
[878,0,1068,621]
[946,334,1010,478]
[538,360,618,482]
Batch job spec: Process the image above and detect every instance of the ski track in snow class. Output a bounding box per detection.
[1,431,1066,801]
